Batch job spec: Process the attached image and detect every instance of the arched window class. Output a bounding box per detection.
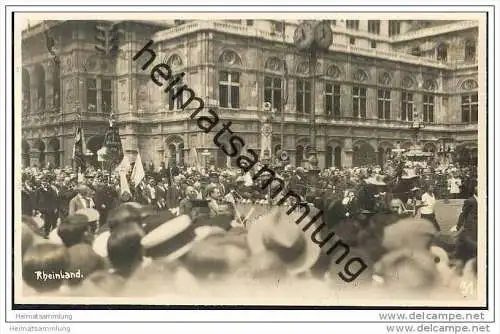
[178,142,185,166]
[334,147,342,168]
[164,54,184,111]
[34,64,46,111]
[218,50,242,109]
[464,40,476,62]
[437,43,448,62]
[22,69,30,114]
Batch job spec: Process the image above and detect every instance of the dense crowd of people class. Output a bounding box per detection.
[19,157,479,302]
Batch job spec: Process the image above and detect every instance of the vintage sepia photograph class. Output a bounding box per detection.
[13,12,487,307]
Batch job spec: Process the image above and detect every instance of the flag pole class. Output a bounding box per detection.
[280,20,287,154]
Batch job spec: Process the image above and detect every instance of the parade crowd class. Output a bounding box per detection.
[20,157,479,302]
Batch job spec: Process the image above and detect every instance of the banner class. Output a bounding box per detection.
[102,121,124,170]
[72,127,86,172]
[119,170,132,197]
[115,155,131,174]
[131,152,145,187]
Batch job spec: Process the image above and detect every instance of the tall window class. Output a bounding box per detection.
[246,20,254,26]
[423,95,435,123]
[325,82,341,119]
[437,43,448,61]
[168,80,184,111]
[296,79,311,114]
[34,65,46,111]
[352,86,367,119]
[461,93,478,124]
[53,62,61,110]
[401,91,414,121]
[101,79,112,113]
[465,40,476,61]
[388,20,401,36]
[368,20,380,34]
[86,78,97,112]
[22,69,30,114]
[264,77,282,113]
[377,89,391,120]
[346,20,359,30]
[219,71,240,108]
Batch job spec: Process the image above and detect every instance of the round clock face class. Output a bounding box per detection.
[314,22,333,50]
[293,22,315,50]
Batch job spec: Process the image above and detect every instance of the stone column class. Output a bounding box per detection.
[343,138,353,168]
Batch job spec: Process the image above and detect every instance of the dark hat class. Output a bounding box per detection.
[195,213,234,231]
[65,213,92,226]
[141,210,177,234]
[108,202,155,228]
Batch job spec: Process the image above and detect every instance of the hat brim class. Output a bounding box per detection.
[247,207,321,275]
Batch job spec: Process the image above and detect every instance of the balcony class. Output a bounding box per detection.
[390,20,479,43]
[152,20,476,70]
[21,110,111,128]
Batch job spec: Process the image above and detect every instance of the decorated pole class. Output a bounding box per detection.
[100,111,124,183]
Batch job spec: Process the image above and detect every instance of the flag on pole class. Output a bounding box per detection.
[119,170,132,197]
[131,152,145,187]
[115,154,131,174]
[72,127,86,172]
[102,119,124,170]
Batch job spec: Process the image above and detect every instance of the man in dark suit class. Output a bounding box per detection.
[455,185,478,262]
[93,181,117,227]
[35,177,59,238]
[167,160,180,186]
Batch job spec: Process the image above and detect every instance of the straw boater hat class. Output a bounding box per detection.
[141,215,198,262]
[247,206,321,275]
[75,208,100,223]
[401,168,419,179]
[365,175,386,186]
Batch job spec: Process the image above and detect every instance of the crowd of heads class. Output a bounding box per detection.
[20,159,478,301]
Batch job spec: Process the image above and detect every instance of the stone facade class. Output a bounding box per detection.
[21,19,479,169]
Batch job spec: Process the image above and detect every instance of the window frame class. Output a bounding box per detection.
[401,91,414,122]
[86,78,98,112]
[218,71,240,109]
[423,94,435,123]
[461,93,478,124]
[346,20,360,30]
[325,82,341,119]
[101,78,113,114]
[368,20,381,35]
[377,88,391,120]
[388,20,401,37]
[296,79,312,114]
[352,86,367,119]
[264,76,283,113]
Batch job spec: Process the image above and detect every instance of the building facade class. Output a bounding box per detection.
[21,19,479,169]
